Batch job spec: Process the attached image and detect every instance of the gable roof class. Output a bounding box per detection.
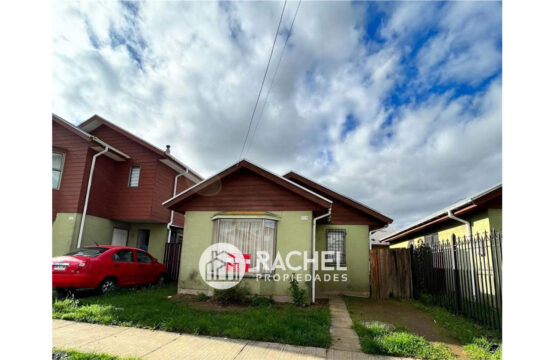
[381,183,502,244]
[79,114,203,182]
[283,171,393,225]
[163,160,333,210]
[52,114,130,162]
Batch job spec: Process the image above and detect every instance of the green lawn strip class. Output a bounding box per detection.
[405,299,502,360]
[352,322,455,360]
[53,348,140,360]
[53,286,331,348]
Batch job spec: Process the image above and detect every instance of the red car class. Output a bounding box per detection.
[52,245,168,295]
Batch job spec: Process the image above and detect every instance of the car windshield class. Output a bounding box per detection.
[65,247,109,257]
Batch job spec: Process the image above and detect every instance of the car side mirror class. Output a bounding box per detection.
[153,258,158,263]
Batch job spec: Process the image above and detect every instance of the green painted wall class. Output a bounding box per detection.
[488,209,502,233]
[52,213,80,256]
[52,213,169,262]
[178,211,313,298]
[127,223,169,262]
[315,224,370,296]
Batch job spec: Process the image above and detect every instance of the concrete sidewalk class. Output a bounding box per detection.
[53,320,412,360]
[329,296,362,352]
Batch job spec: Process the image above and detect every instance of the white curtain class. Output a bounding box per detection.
[213,219,276,273]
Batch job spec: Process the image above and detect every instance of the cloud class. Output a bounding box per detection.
[52,0,502,228]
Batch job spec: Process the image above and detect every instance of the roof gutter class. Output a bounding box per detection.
[312,209,331,303]
[91,136,130,159]
[447,210,476,298]
[369,225,388,252]
[167,169,189,243]
[77,146,109,248]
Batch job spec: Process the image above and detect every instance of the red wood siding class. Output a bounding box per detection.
[171,168,327,212]
[52,122,91,220]
[88,124,195,223]
[152,161,196,227]
[53,120,197,224]
[286,178,381,226]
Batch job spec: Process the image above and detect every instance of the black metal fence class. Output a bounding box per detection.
[410,230,502,331]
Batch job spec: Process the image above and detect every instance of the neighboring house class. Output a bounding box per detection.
[52,114,202,271]
[163,160,392,301]
[381,184,502,248]
[370,226,396,248]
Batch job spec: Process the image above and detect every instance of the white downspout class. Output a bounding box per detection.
[77,147,109,248]
[369,225,389,252]
[447,210,476,298]
[167,169,189,243]
[312,209,331,304]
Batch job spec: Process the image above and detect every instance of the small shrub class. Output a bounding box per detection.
[289,275,307,307]
[251,296,274,307]
[213,284,250,305]
[194,293,210,302]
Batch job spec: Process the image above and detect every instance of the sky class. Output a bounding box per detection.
[52,0,502,229]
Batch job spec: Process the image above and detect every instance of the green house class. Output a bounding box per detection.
[164,160,392,302]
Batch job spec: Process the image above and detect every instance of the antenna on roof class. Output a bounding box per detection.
[165,145,171,155]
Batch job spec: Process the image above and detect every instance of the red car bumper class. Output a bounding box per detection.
[52,272,101,289]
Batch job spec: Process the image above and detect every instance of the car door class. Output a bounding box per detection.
[135,250,156,284]
[111,249,138,286]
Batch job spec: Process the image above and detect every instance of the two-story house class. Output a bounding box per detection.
[52,114,202,277]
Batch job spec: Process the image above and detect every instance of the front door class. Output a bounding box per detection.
[111,228,128,246]
[137,229,150,251]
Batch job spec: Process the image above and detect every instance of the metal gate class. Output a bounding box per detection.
[163,242,182,282]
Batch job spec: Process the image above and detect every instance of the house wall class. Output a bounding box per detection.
[175,169,327,212]
[87,124,192,223]
[126,223,169,262]
[488,209,502,233]
[52,122,92,220]
[283,177,383,226]
[315,224,370,297]
[52,213,129,256]
[178,211,313,300]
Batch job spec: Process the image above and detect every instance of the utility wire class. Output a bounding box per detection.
[238,0,288,161]
[244,0,302,157]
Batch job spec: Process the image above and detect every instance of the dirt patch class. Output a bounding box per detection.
[345,297,466,358]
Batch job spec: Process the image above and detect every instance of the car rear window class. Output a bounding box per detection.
[65,247,109,257]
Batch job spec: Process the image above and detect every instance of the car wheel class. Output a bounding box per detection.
[156,274,167,286]
[56,288,75,299]
[98,278,117,295]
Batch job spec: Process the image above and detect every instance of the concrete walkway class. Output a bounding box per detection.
[53,320,411,360]
[329,296,362,352]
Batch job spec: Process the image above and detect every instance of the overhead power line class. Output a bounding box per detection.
[244,0,302,157]
[238,0,288,161]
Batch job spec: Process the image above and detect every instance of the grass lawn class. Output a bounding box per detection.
[408,299,501,360]
[53,348,139,360]
[345,296,502,360]
[52,285,331,348]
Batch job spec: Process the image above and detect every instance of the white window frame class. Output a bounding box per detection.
[211,217,278,275]
[52,151,65,190]
[128,166,141,188]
